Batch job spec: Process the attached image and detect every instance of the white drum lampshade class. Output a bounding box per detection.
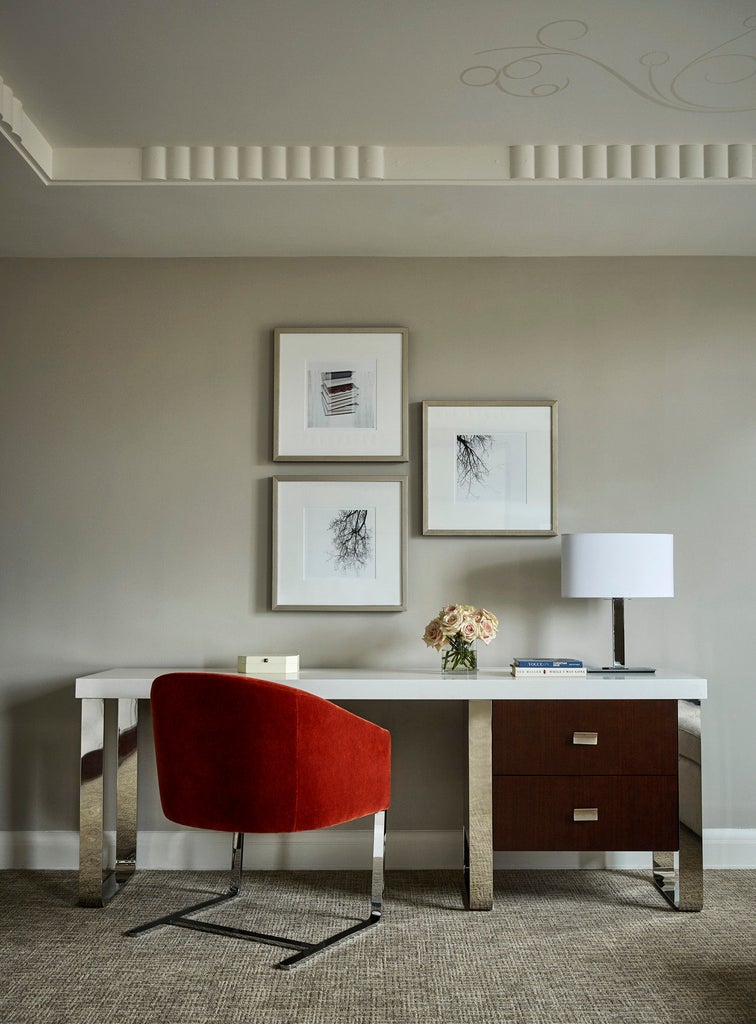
[561,533,674,669]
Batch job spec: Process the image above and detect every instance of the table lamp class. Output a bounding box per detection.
[561,533,674,672]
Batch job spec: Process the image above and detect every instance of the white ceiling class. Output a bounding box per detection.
[1,0,755,256]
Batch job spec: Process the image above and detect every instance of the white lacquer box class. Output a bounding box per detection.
[237,655,300,674]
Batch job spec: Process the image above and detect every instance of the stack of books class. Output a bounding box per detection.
[321,371,359,416]
[511,658,586,677]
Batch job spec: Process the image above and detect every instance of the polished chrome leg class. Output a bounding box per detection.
[124,832,246,936]
[230,831,244,894]
[277,809,386,970]
[79,698,111,906]
[79,697,140,906]
[653,700,704,912]
[652,849,676,902]
[126,815,387,970]
[115,698,138,884]
[464,699,493,911]
[370,807,386,916]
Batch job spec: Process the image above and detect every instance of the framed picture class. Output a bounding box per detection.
[272,476,407,610]
[273,327,408,461]
[423,400,557,536]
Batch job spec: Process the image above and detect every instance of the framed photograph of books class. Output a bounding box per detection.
[273,328,408,461]
[423,400,557,536]
[272,476,407,610]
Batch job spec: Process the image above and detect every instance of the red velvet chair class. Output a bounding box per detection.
[125,671,391,969]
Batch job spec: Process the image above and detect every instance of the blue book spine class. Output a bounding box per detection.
[513,658,583,668]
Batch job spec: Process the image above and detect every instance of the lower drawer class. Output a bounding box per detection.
[493,775,679,851]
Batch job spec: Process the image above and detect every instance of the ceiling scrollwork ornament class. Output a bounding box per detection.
[460,17,756,113]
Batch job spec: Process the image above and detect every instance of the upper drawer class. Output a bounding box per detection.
[492,700,677,775]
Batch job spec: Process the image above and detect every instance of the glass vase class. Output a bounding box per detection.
[441,638,478,676]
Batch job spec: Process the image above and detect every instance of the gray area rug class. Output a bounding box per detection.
[1,869,754,1024]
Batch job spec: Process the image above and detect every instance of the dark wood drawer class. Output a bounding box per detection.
[493,700,677,776]
[493,775,679,851]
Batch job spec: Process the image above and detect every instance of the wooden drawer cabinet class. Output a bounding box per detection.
[493,775,679,850]
[493,700,679,852]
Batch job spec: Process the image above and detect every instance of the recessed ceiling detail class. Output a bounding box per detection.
[461,17,756,113]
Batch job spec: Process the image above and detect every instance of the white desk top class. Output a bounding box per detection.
[75,667,707,702]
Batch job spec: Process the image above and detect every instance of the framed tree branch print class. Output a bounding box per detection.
[422,400,557,536]
[272,476,407,610]
[273,328,408,461]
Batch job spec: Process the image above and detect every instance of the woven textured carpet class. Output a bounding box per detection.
[1,869,754,1024]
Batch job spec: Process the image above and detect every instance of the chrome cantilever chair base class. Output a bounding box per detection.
[125,811,387,971]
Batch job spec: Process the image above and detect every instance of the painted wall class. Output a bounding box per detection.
[1,257,754,845]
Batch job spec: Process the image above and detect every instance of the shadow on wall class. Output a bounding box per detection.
[461,547,564,656]
[343,699,467,831]
[6,681,81,832]
[458,543,611,664]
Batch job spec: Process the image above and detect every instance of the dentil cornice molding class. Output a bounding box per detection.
[1,72,754,185]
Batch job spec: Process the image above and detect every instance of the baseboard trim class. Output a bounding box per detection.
[137,828,465,870]
[0,830,80,869]
[700,828,756,869]
[2,828,754,870]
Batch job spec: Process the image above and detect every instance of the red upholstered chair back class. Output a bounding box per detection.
[151,672,391,835]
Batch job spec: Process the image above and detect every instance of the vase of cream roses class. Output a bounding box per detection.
[422,604,498,676]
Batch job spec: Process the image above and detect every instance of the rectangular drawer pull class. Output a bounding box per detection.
[573,807,599,822]
[572,731,598,745]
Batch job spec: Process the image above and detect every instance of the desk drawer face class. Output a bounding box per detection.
[493,700,677,775]
[493,775,679,851]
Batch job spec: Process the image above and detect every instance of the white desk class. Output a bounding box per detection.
[76,668,707,911]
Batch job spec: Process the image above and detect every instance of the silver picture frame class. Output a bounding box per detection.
[273,327,409,462]
[272,476,408,611]
[423,400,557,536]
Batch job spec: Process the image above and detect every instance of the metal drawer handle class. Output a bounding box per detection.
[573,731,598,745]
[573,807,599,822]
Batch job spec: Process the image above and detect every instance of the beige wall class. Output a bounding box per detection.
[1,257,754,835]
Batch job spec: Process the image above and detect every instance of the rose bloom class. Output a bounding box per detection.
[440,606,465,632]
[459,619,478,642]
[474,608,498,629]
[422,618,449,651]
[477,617,496,644]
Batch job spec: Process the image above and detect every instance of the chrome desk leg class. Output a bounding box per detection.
[79,697,139,906]
[653,700,704,912]
[79,698,113,906]
[115,698,138,884]
[464,699,493,911]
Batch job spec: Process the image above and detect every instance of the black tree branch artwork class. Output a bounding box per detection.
[328,509,372,571]
[456,434,494,495]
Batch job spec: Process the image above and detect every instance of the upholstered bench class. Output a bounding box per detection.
[678,700,702,836]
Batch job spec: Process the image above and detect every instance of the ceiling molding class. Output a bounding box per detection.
[3,132,755,186]
[138,144,386,182]
[0,74,52,176]
[14,141,754,185]
[388,143,755,183]
[1,69,754,187]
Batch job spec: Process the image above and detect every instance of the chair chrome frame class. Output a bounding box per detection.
[125,810,387,970]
